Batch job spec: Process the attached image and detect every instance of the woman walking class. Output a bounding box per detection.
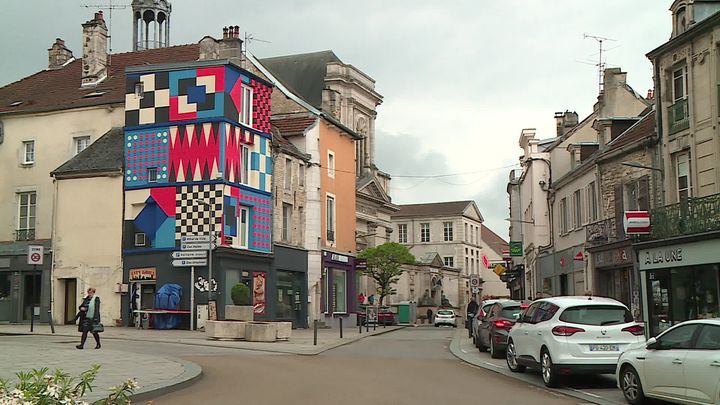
[76,287,102,349]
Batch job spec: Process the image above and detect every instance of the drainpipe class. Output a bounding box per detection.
[50,177,59,324]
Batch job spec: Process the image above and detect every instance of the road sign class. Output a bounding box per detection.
[509,241,523,257]
[624,211,651,235]
[482,255,490,269]
[172,251,207,259]
[28,245,43,265]
[181,235,211,243]
[471,287,480,294]
[493,264,506,276]
[172,259,208,267]
[574,251,585,261]
[181,242,211,251]
[469,274,481,287]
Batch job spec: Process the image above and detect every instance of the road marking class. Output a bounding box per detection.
[569,388,602,398]
[461,349,468,353]
[483,361,504,369]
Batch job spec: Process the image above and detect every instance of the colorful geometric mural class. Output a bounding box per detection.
[169,123,221,183]
[251,136,273,193]
[175,184,224,241]
[125,128,170,187]
[125,64,272,131]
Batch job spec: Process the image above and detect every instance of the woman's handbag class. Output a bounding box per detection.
[93,323,105,333]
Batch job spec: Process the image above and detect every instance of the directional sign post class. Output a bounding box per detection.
[172,259,208,267]
[181,242,211,251]
[181,235,211,243]
[172,251,207,259]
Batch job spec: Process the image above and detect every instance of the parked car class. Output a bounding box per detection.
[476,300,528,358]
[505,296,645,388]
[617,319,720,405]
[434,309,457,327]
[472,299,502,344]
[357,306,396,326]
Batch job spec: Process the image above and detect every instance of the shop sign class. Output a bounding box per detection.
[624,211,651,235]
[595,248,632,268]
[639,239,720,270]
[355,259,367,270]
[574,251,584,261]
[330,253,349,263]
[129,267,156,281]
[509,241,523,257]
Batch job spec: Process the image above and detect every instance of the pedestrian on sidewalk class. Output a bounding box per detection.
[368,294,376,305]
[76,287,102,350]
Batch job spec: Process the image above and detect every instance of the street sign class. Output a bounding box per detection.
[509,241,523,257]
[471,287,480,294]
[172,251,207,259]
[181,242,211,251]
[574,251,585,261]
[172,259,208,267]
[493,264,506,276]
[27,245,43,265]
[469,274,480,287]
[181,235,211,243]
[624,211,651,235]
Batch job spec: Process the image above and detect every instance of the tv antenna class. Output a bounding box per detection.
[584,33,617,94]
[82,0,130,53]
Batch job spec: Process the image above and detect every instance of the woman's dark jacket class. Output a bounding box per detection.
[77,296,101,333]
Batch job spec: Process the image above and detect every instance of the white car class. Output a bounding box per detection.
[434,309,457,327]
[505,296,645,388]
[617,319,720,405]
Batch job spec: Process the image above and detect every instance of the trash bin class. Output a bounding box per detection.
[398,301,416,324]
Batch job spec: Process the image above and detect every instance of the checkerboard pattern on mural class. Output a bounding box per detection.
[125,72,170,126]
[251,79,271,133]
[175,184,224,240]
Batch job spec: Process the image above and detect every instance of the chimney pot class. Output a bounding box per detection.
[646,89,654,100]
[234,25,240,38]
[223,26,229,39]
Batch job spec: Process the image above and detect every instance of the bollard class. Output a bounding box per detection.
[366,318,369,333]
[30,310,34,332]
[48,310,55,334]
[313,319,318,346]
[373,320,376,331]
[339,317,343,338]
[359,320,362,334]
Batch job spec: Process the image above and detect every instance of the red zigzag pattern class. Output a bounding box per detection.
[169,123,221,182]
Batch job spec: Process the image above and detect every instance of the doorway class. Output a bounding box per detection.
[560,274,569,296]
[64,278,77,324]
[22,274,41,321]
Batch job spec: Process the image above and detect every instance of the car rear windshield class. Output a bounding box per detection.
[438,310,454,316]
[501,306,521,319]
[559,305,632,326]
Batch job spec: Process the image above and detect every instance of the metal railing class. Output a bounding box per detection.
[585,218,623,245]
[643,193,720,240]
[668,98,689,135]
[15,229,36,241]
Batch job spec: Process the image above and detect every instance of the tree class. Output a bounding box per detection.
[357,242,415,306]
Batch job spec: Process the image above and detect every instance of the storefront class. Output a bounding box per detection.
[0,242,51,323]
[589,241,640,319]
[638,238,720,337]
[538,246,585,297]
[273,245,308,328]
[321,250,357,326]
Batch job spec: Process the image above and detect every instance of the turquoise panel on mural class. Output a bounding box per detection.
[265,156,273,175]
[251,152,260,170]
[153,217,176,248]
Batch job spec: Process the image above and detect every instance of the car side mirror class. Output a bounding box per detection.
[646,337,660,350]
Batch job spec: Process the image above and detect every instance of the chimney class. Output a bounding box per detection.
[218,25,243,60]
[81,11,108,87]
[48,38,73,69]
[554,111,579,137]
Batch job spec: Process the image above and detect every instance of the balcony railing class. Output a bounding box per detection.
[586,217,626,246]
[668,98,689,135]
[15,229,36,241]
[644,193,720,240]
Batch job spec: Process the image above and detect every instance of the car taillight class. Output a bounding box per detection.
[552,326,585,336]
[494,320,514,330]
[622,324,645,336]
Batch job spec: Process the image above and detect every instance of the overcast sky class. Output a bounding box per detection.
[1,1,672,239]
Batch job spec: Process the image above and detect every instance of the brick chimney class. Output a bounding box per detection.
[554,111,579,137]
[81,11,108,87]
[48,38,73,69]
[219,25,243,59]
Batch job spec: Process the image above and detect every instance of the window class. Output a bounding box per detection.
[573,189,582,228]
[587,182,598,222]
[326,195,335,242]
[657,324,701,350]
[398,224,408,243]
[22,141,35,164]
[532,302,560,323]
[16,192,36,241]
[332,269,347,313]
[298,164,305,187]
[327,151,335,178]
[520,303,539,323]
[625,182,638,211]
[241,85,253,126]
[695,325,720,350]
[420,223,430,242]
[74,136,90,155]
[676,152,691,200]
[673,67,686,102]
[465,223,468,242]
[284,158,292,190]
[443,256,454,267]
[559,305,632,326]
[676,7,687,34]
[443,221,454,241]
[0,273,10,301]
[134,233,146,247]
[134,82,144,98]
[147,167,158,183]
[239,207,249,248]
[282,203,292,242]
[240,145,249,185]
[559,197,568,233]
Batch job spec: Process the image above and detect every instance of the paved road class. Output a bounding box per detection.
[152,327,584,405]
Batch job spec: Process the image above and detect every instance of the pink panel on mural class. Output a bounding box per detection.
[196,67,225,93]
[169,96,197,122]
[169,124,220,182]
[230,78,242,115]
[150,186,177,217]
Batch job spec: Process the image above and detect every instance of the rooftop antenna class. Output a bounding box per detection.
[243,32,271,66]
[82,0,130,54]
[584,33,617,94]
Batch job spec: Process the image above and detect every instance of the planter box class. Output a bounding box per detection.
[205,320,246,340]
[225,305,254,321]
[275,322,292,341]
[245,322,277,342]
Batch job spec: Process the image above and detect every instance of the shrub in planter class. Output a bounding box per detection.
[230,283,251,306]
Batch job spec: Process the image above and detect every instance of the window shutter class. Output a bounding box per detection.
[638,176,650,211]
[614,185,624,238]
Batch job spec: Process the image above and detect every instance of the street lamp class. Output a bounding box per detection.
[504,217,535,224]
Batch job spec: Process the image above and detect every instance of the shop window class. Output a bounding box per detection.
[332,269,347,313]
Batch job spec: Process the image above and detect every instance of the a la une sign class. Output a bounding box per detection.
[639,239,720,270]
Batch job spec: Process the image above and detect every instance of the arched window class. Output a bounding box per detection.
[676,7,687,34]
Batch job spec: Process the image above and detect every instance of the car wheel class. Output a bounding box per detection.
[620,365,646,405]
[434,324,439,327]
[490,336,502,358]
[540,348,560,388]
[477,334,488,352]
[505,340,525,372]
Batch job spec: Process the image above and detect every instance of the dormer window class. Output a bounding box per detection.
[676,7,687,34]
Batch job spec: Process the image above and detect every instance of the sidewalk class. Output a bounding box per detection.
[0,322,405,355]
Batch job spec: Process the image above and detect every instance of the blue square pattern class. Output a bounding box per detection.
[265,156,273,175]
[186,85,207,104]
[251,152,260,171]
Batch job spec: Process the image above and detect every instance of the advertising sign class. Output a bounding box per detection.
[509,241,523,257]
[624,211,651,235]
[253,272,266,315]
[129,267,156,281]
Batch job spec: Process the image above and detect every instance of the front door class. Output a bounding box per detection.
[64,278,77,324]
[22,273,41,321]
[277,271,303,328]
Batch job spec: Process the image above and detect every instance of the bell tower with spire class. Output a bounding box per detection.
[132,0,171,50]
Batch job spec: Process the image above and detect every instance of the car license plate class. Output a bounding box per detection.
[589,344,619,352]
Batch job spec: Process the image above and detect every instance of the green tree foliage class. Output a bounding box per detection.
[231,283,252,306]
[357,242,415,305]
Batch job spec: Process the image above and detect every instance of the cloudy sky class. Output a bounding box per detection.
[1,1,672,238]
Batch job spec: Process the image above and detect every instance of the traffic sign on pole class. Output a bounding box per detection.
[172,251,207,259]
[172,259,208,267]
[28,245,44,265]
[181,235,211,243]
[181,242,211,251]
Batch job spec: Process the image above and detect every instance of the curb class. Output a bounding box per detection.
[127,358,203,403]
[447,330,622,405]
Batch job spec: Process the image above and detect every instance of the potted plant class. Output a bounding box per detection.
[226,283,253,321]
